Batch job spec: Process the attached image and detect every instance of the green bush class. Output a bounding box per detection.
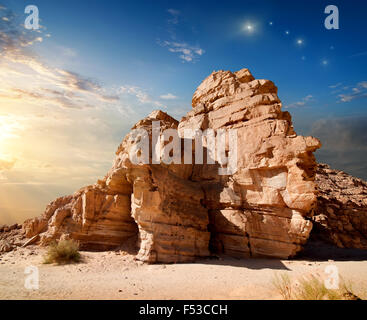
[43,239,81,265]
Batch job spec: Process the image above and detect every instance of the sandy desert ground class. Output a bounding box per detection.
[0,242,367,300]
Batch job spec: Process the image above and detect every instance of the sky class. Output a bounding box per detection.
[0,0,367,224]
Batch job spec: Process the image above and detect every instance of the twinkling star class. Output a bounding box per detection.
[243,22,255,34]
[296,39,304,45]
[269,21,273,26]
[285,30,290,35]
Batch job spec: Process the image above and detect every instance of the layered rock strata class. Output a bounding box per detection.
[17,68,326,262]
[179,69,321,258]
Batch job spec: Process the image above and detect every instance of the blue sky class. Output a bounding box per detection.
[0,0,367,223]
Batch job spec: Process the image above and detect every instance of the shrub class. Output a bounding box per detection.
[295,275,340,300]
[272,273,361,300]
[43,239,81,265]
[272,273,292,300]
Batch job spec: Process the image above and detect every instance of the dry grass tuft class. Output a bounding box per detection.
[272,273,362,300]
[272,273,293,300]
[43,239,81,265]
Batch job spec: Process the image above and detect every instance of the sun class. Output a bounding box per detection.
[0,115,21,154]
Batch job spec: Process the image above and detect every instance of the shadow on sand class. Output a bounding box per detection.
[195,255,291,270]
[295,239,367,262]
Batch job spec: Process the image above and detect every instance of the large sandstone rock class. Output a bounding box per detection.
[180,69,320,258]
[23,110,209,263]
[313,164,367,249]
[21,68,323,262]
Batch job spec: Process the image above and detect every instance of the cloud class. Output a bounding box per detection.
[160,93,178,100]
[0,158,16,171]
[311,116,367,180]
[329,82,342,89]
[120,86,165,108]
[159,40,205,62]
[0,158,16,182]
[59,46,77,57]
[167,9,180,25]
[0,7,43,54]
[159,9,205,63]
[0,7,173,224]
[284,95,314,108]
[0,8,122,110]
[338,81,367,102]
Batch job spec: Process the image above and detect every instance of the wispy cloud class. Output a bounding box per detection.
[120,85,165,108]
[0,8,122,110]
[338,81,367,102]
[0,158,16,171]
[159,9,205,63]
[284,94,314,108]
[59,46,77,57]
[0,6,182,224]
[0,6,44,54]
[159,40,204,62]
[167,9,180,25]
[160,93,178,100]
[329,82,343,89]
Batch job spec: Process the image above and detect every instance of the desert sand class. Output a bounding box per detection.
[1,243,366,300]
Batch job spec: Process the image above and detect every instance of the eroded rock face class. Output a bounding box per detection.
[21,68,323,262]
[313,164,367,249]
[23,110,210,263]
[0,224,25,252]
[180,69,321,258]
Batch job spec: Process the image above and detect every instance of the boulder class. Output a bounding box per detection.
[0,240,13,253]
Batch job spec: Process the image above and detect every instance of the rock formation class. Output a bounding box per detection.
[313,164,367,249]
[23,110,210,263]
[0,224,22,253]
[3,68,365,262]
[19,68,322,262]
[179,69,321,259]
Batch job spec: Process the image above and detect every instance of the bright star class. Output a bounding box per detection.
[285,30,290,35]
[242,22,256,34]
[296,39,304,45]
[322,59,329,66]
[269,21,273,26]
